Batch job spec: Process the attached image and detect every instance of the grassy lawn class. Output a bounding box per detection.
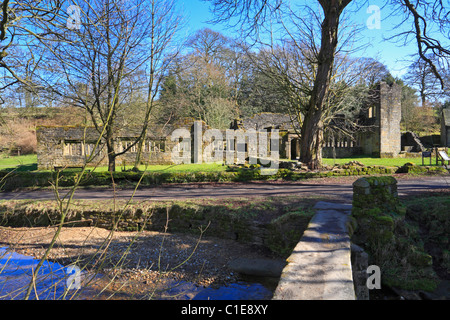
[323,156,430,167]
[0,154,38,171]
[0,154,227,173]
[110,163,227,173]
[0,154,441,173]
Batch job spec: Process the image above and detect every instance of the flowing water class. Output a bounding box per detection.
[0,247,274,300]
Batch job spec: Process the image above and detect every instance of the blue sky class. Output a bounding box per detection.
[180,0,427,79]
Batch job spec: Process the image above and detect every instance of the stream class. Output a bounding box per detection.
[0,247,274,300]
[2,247,448,300]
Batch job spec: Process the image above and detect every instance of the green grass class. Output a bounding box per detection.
[0,154,441,173]
[0,154,227,173]
[116,163,227,173]
[0,155,38,171]
[323,156,429,167]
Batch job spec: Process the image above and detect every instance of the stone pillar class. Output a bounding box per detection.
[350,176,405,299]
[351,176,404,257]
[378,82,402,158]
[192,121,203,164]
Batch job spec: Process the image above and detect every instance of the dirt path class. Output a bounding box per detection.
[1,174,449,202]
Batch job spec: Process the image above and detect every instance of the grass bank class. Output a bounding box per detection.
[0,155,447,191]
[0,154,439,172]
[0,155,227,173]
[323,156,429,167]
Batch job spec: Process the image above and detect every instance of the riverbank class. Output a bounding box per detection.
[1,188,448,300]
[0,225,281,300]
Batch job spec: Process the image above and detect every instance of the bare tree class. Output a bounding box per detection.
[207,0,352,169]
[157,28,241,129]
[27,0,183,172]
[389,0,449,90]
[206,0,449,168]
[187,27,229,65]
[133,0,184,169]
[0,1,67,101]
[252,39,373,146]
[404,55,446,107]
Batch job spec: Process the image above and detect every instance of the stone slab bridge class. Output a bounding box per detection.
[273,201,359,300]
[271,176,400,300]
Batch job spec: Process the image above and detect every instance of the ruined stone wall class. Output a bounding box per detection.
[359,82,402,157]
[36,126,176,170]
[36,126,106,170]
[37,93,404,169]
[36,119,276,170]
[322,133,363,158]
[378,82,402,157]
[360,127,380,156]
[322,147,363,158]
[401,132,426,152]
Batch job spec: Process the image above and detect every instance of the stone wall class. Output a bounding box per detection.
[351,176,441,292]
[350,176,401,299]
[401,131,426,152]
[0,200,314,257]
[36,126,105,170]
[322,147,363,158]
[351,243,369,300]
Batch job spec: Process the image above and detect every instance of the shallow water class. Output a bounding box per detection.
[0,247,78,300]
[0,247,274,300]
[159,280,273,300]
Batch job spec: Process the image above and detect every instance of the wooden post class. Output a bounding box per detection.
[436,147,438,166]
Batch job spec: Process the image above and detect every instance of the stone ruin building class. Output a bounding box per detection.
[322,81,402,159]
[231,82,403,160]
[36,118,276,170]
[37,82,407,170]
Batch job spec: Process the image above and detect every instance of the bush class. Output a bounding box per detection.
[0,160,447,192]
[396,162,448,174]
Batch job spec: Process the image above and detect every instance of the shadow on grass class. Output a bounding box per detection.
[15,164,38,172]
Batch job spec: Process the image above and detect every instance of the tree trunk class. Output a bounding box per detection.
[107,138,116,172]
[299,0,350,169]
[300,109,324,170]
[134,132,146,170]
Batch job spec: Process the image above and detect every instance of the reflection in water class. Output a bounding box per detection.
[0,247,274,300]
[160,281,273,300]
[0,247,81,300]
